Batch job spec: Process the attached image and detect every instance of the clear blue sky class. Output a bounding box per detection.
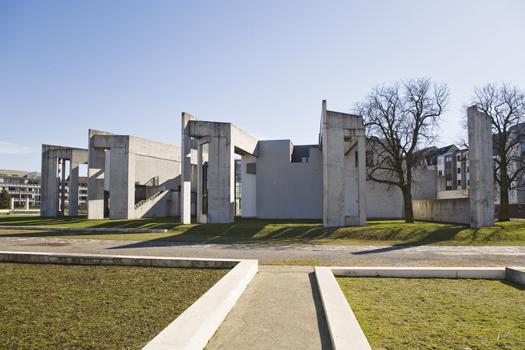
[1,0,524,172]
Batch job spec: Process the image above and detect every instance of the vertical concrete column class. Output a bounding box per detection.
[25,198,29,210]
[88,148,106,219]
[357,133,367,226]
[109,136,135,220]
[323,126,345,227]
[69,161,80,216]
[59,159,66,216]
[10,197,14,210]
[241,154,257,218]
[196,141,206,223]
[207,126,234,223]
[468,105,495,228]
[181,113,193,224]
[41,146,59,216]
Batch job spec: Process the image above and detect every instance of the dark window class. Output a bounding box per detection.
[366,151,373,166]
[457,168,461,174]
[438,170,443,176]
[458,180,461,186]
[519,205,523,213]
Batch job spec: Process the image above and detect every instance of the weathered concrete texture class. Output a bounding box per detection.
[181,114,258,224]
[412,198,470,225]
[315,267,371,350]
[256,141,323,219]
[206,267,331,350]
[505,267,525,286]
[88,129,181,220]
[330,267,506,279]
[321,100,366,227]
[41,145,88,217]
[468,105,495,228]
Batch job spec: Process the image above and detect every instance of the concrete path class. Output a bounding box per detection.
[0,234,524,266]
[205,266,332,350]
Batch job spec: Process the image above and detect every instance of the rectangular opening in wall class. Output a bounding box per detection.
[518,205,522,212]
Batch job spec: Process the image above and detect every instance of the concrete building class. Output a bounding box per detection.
[0,170,41,207]
[180,101,404,226]
[41,145,89,216]
[87,129,190,220]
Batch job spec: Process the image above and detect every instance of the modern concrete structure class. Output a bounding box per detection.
[468,105,495,228]
[320,100,366,227]
[41,145,88,216]
[87,129,183,220]
[181,113,259,224]
[180,101,391,227]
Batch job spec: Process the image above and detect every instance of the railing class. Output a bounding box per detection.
[134,190,164,209]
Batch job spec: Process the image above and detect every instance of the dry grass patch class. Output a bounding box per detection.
[0,262,229,349]
[337,277,525,350]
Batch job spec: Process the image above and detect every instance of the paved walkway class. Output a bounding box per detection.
[206,266,331,350]
[0,234,524,266]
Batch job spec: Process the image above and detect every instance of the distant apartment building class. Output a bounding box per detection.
[0,169,87,209]
[0,169,41,207]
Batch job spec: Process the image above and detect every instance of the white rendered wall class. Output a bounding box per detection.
[241,154,257,217]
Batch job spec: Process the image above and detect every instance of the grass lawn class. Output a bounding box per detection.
[1,215,525,246]
[0,262,229,350]
[337,277,525,350]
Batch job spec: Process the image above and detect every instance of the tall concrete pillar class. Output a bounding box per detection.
[69,161,79,216]
[468,105,495,228]
[323,125,345,227]
[25,198,29,210]
[357,134,367,226]
[206,128,234,223]
[10,197,14,210]
[181,113,197,224]
[197,141,206,223]
[109,137,135,220]
[88,148,105,219]
[41,146,60,216]
[59,159,66,216]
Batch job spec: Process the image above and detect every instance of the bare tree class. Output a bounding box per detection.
[355,78,450,223]
[470,82,525,222]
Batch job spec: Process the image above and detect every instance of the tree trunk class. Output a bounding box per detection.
[403,189,414,223]
[499,186,510,222]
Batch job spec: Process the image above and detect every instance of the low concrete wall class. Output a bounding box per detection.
[505,267,525,286]
[412,198,470,225]
[134,190,174,218]
[331,267,506,279]
[0,226,167,233]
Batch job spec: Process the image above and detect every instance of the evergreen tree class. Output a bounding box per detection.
[0,189,11,209]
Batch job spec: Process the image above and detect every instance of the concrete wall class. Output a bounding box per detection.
[241,154,257,217]
[134,190,173,218]
[412,198,470,225]
[437,189,469,199]
[256,141,323,219]
[366,181,404,219]
[412,169,437,200]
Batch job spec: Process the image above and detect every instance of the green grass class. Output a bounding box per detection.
[337,277,525,350]
[0,262,229,350]
[1,215,525,245]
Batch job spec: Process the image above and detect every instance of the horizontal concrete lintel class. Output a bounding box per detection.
[0,226,168,233]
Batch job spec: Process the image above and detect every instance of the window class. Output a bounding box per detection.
[457,155,461,161]
[468,180,470,186]
[467,167,469,173]
[518,205,523,213]
[301,157,309,163]
[438,158,442,165]
[458,180,461,186]
[366,151,373,166]
[457,168,461,174]
[438,170,443,176]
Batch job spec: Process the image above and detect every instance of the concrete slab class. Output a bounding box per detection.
[205,269,331,350]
